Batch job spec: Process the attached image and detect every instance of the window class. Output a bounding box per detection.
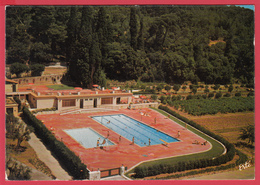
[62,99,76,107]
[101,98,113,105]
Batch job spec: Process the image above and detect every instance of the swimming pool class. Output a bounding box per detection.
[92,114,179,147]
[64,128,114,149]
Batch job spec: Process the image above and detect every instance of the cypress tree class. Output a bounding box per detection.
[130,7,138,50]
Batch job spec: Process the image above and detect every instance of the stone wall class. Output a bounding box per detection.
[12,75,63,85]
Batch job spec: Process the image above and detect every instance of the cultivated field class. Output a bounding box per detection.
[170,107,255,157]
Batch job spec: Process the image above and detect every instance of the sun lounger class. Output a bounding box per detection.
[160,139,168,147]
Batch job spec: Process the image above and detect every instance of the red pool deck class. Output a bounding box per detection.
[36,108,211,172]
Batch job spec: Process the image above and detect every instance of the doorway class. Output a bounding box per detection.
[80,99,84,109]
[93,98,97,108]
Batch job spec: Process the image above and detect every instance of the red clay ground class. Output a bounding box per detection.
[36,108,211,172]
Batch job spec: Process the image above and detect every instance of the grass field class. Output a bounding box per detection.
[46,84,75,90]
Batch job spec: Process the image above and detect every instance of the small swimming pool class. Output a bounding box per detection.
[92,114,179,147]
[64,128,114,149]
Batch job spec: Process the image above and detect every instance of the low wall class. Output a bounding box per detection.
[12,75,63,85]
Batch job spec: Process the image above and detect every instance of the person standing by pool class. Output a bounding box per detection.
[132,137,135,144]
[149,138,151,146]
[119,135,121,142]
[107,131,110,138]
[97,139,100,147]
[178,131,180,138]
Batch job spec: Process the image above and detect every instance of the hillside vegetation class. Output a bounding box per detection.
[6,6,254,88]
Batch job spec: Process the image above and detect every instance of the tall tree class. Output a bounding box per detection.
[130,7,138,50]
[6,7,32,64]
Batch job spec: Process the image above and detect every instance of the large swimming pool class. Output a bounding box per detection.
[92,114,179,147]
[64,128,114,149]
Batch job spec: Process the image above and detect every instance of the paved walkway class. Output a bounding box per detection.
[184,166,255,180]
[101,175,127,180]
[28,133,72,180]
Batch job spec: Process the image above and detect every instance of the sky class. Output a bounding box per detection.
[235,5,255,11]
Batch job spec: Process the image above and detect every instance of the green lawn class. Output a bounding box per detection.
[125,108,225,177]
[47,84,75,90]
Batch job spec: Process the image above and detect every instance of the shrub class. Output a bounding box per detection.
[223,93,231,97]
[247,92,254,97]
[208,93,214,98]
[228,85,234,93]
[212,84,220,90]
[13,96,22,112]
[173,84,181,92]
[215,92,222,99]
[151,94,158,100]
[165,85,171,91]
[235,92,241,97]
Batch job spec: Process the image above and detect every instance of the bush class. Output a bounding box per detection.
[13,96,22,112]
[223,93,231,97]
[22,107,88,179]
[173,84,181,91]
[151,94,158,100]
[215,92,222,99]
[208,93,214,98]
[228,85,234,93]
[235,92,241,97]
[212,84,220,90]
[247,92,254,97]
[30,64,45,76]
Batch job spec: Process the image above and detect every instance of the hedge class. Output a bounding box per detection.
[22,107,88,180]
[133,105,236,178]
[154,149,248,180]
[13,96,22,112]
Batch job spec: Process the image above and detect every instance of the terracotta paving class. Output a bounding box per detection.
[36,108,211,172]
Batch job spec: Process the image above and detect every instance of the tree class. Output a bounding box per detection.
[156,85,163,92]
[6,7,32,64]
[10,63,29,78]
[130,7,138,50]
[228,84,234,93]
[151,94,158,100]
[165,85,171,92]
[238,124,255,145]
[30,64,45,76]
[173,84,181,92]
[6,114,32,150]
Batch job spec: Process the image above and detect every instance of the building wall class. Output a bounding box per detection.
[36,98,56,109]
[28,94,37,108]
[5,84,13,93]
[83,98,94,108]
[6,106,18,117]
[12,75,63,85]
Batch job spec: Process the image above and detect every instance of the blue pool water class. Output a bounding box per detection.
[64,128,114,149]
[92,114,179,147]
